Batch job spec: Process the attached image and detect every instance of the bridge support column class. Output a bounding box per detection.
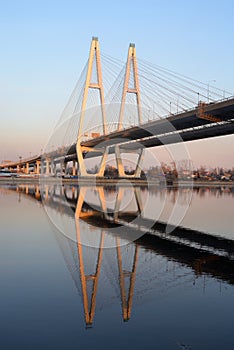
[50,160,56,176]
[72,160,77,176]
[64,162,67,175]
[36,160,40,175]
[40,160,43,174]
[25,162,29,174]
[77,144,109,177]
[45,159,51,175]
[115,146,145,178]
[59,160,63,175]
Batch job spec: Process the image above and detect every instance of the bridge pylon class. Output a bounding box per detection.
[114,43,144,178]
[118,43,142,131]
[76,38,144,179]
[76,37,107,177]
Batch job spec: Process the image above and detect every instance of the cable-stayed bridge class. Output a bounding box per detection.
[1,37,234,177]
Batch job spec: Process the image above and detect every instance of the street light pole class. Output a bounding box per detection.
[207,79,216,103]
[18,155,22,173]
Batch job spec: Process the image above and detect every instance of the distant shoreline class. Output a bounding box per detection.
[0,177,233,187]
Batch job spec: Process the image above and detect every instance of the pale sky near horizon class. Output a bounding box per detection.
[0,0,234,168]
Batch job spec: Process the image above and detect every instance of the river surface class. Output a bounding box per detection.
[0,181,234,350]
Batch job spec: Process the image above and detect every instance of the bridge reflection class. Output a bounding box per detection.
[3,183,234,327]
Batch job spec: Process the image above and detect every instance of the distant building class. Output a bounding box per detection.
[1,160,12,164]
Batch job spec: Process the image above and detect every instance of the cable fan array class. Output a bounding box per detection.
[47,49,233,153]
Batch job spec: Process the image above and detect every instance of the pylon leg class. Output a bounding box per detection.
[77,143,88,176]
[115,145,125,177]
[75,195,105,326]
[135,148,144,178]
[114,187,125,220]
[96,146,109,177]
[97,187,108,219]
[134,187,143,213]
[75,187,87,218]
[116,238,139,322]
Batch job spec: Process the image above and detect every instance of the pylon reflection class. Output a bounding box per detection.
[75,185,140,326]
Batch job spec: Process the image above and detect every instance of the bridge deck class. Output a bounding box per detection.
[2,97,234,168]
[81,97,234,148]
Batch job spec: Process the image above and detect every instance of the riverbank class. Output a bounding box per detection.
[0,176,233,187]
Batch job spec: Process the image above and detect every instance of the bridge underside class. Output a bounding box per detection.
[64,117,234,160]
[79,97,234,148]
[63,98,234,165]
[2,98,234,177]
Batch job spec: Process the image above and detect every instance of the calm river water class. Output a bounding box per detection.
[0,181,234,350]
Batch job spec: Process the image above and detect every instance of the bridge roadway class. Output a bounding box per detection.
[1,97,234,170]
[0,155,40,170]
[66,96,234,160]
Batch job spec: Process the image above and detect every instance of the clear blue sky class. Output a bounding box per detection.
[0,0,234,167]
